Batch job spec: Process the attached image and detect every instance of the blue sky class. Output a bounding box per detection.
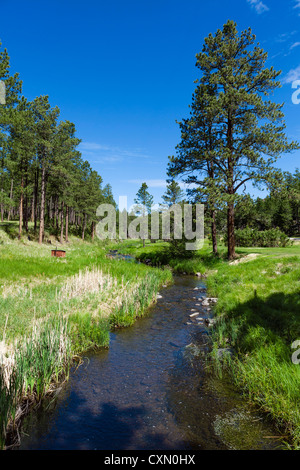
[1,0,300,207]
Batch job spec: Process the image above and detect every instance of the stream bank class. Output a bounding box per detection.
[18,275,282,450]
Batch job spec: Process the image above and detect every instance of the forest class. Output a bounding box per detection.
[0,42,115,245]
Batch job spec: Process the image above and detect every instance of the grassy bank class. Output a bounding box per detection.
[114,238,300,448]
[206,253,300,448]
[111,239,226,274]
[0,230,172,449]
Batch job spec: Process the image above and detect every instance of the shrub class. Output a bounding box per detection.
[224,227,291,247]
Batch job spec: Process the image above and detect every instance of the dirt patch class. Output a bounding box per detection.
[229,253,260,265]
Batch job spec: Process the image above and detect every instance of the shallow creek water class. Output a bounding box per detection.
[18,275,282,450]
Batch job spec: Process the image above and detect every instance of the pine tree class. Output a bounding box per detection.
[0,41,22,225]
[51,120,81,242]
[176,20,299,259]
[168,83,221,255]
[31,96,60,244]
[102,183,116,207]
[7,97,36,238]
[134,182,154,247]
[134,182,153,213]
[162,179,185,206]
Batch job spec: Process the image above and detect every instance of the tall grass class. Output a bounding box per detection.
[0,365,20,450]
[69,313,110,353]
[16,317,72,399]
[0,317,72,449]
[109,272,162,328]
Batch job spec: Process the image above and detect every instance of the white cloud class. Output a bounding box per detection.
[282,65,300,84]
[78,141,152,164]
[127,179,198,190]
[247,0,269,14]
[127,179,168,188]
[290,42,300,50]
[275,31,298,43]
[79,142,111,151]
[294,1,300,15]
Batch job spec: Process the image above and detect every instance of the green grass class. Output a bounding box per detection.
[205,253,300,448]
[235,244,300,258]
[0,236,172,342]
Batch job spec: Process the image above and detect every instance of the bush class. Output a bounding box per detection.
[167,237,195,259]
[224,227,291,248]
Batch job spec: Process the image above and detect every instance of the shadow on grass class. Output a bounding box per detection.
[217,290,300,354]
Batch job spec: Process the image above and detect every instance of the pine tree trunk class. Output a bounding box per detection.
[19,174,24,240]
[0,189,3,222]
[207,157,218,255]
[23,166,28,232]
[7,179,13,221]
[82,213,86,240]
[227,202,235,260]
[34,168,39,232]
[31,196,35,223]
[48,196,52,223]
[227,114,236,261]
[211,208,218,255]
[60,200,64,244]
[65,205,69,242]
[23,196,28,232]
[91,221,95,241]
[39,166,46,244]
[55,196,59,229]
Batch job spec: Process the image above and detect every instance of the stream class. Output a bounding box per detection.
[18,274,282,450]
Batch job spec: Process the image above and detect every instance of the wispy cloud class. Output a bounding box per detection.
[274,31,298,44]
[79,142,112,151]
[127,179,197,190]
[127,179,168,188]
[294,0,300,9]
[78,141,152,164]
[290,42,300,50]
[247,0,269,14]
[282,65,300,84]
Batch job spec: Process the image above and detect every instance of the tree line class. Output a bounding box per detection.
[133,170,300,252]
[0,42,115,244]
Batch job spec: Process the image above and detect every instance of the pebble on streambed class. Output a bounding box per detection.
[205,318,216,326]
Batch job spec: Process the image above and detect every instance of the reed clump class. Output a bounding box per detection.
[0,317,72,449]
[109,272,162,328]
